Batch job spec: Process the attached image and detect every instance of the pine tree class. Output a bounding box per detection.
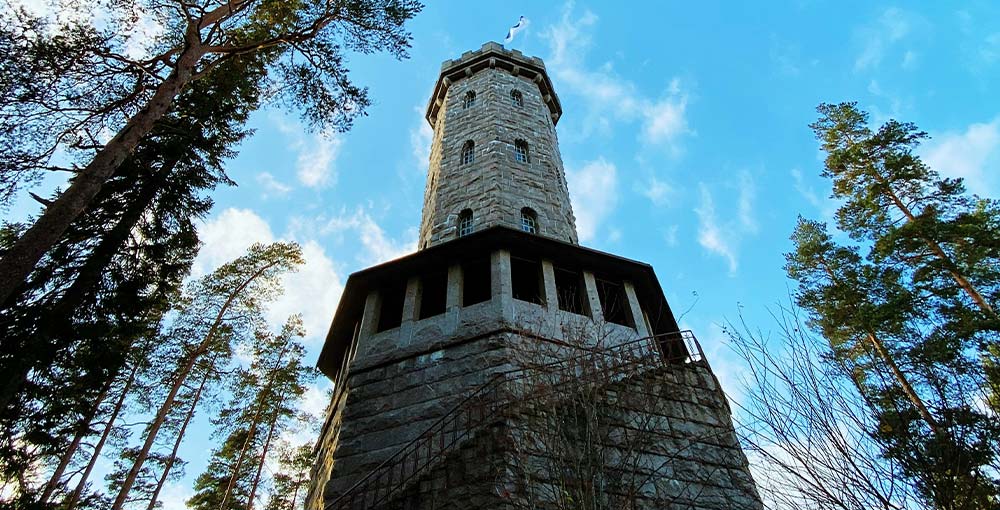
[187,315,315,510]
[265,444,315,510]
[787,103,1000,509]
[0,0,422,305]
[110,242,304,510]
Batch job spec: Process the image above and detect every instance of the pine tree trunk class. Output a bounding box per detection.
[110,260,279,510]
[66,360,139,510]
[247,408,281,509]
[0,40,206,308]
[878,176,997,317]
[220,340,292,509]
[865,331,939,432]
[38,377,114,503]
[145,361,212,510]
[0,172,165,418]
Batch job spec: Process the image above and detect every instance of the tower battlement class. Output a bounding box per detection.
[426,41,561,126]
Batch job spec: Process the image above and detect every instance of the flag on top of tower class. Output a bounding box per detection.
[504,16,528,43]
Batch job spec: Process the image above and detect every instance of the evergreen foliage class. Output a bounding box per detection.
[786,102,1000,509]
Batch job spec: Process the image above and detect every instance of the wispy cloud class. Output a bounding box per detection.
[256,172,292,198]
[543,4,690,151]
[193,208,344,341]
[922,117,1000,196]
[321,208,418,265]
[273,114,342,188]
[694,171,759,275]
[634,175,676,207]
[566,158,619,243]
[853,7,921,72]
[695,185,738,274]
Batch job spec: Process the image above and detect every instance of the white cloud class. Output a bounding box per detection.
[256,172,292,198]
[922,118,1000,196]
[737,171,758,234]
[321,208,417,265]
[694,172,758,275]
[790,168,820,208]
[158,481,194,510]
[695,185,739,275]
[266,240,343,341]
[410,107,434,174]
[566,158,619,243]
[193,208,344,341]
[853,7,918,71]
[635,175,676,207]
[543,5,690,150]
[273,114,341,188]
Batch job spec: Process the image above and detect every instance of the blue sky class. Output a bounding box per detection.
[9,1,1000,506]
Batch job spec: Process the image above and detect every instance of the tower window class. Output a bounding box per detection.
[461,140,475,165]
[514,139,529,163]
[458,209,474,237]
[462,257,492,306]
[376,280,407,332]
[463,90,476,109]
[510,89,523,107]
[555,267,588,316]
[520,208,538,234]
[511,256,543,305]
[595,276,634,328]
[418,269,447,320]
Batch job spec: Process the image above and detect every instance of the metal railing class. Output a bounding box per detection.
[325,330,706,510]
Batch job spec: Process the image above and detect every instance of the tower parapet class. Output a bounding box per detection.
[418,42,577,249]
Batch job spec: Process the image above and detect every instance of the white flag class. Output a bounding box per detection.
[504,16,528,43]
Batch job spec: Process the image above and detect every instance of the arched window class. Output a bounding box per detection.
[458,209,474,237]
[514,139,529,163]
[520,208,538,234]
[463,90,476,109]
[510,89,523,107]
[461,140,475,165]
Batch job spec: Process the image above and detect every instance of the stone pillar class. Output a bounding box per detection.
[623,281,649,337]
[541,260,559,311]
[357,290,380,356]
[399,276,420,344]
[582,271,604,323]
[446,264,463,310]
[492,249,513,321]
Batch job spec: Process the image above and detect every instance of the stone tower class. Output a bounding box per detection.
[306,42,763,510]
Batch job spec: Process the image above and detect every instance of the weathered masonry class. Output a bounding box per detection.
[306,42,763,510]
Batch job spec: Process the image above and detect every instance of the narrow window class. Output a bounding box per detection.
[511,256,543,305]
[458,209,474,237]
[463,90,476,109]
[376,280,407,332]
[520,208,538,234]
[514,139,529,163]
[595,277,634,327]
[462,257,492,306]
[461,140,475,165]
[510,89,523,107]
[418,269,447,320]
[555,267,588,316]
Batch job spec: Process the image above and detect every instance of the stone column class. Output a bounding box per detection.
[492,249,513,322]
[358,290,380,354]
[623,281,649,337]
[582,271,604,323]
[541,260,559,312]
[399,276,420,345]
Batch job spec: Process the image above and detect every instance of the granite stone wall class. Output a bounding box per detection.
[417,48,578,249]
